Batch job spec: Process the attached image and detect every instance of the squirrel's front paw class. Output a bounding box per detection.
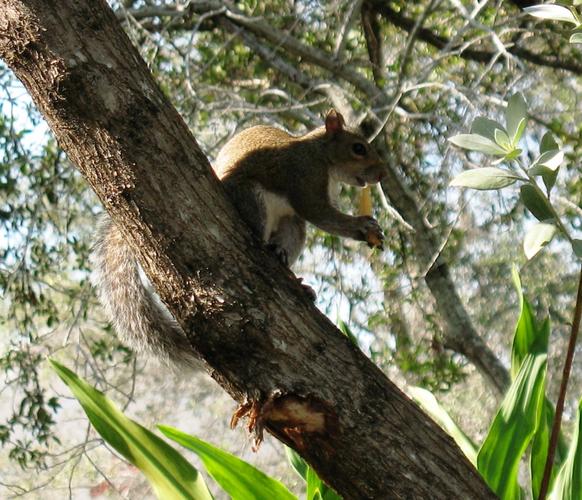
[357,216,384,250]
[267,243,289,266]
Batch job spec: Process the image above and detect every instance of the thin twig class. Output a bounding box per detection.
[538,264,582,500]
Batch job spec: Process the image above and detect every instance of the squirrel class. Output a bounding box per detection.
[90,109,387,366]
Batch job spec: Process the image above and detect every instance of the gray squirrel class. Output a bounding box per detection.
[91,110,387,366]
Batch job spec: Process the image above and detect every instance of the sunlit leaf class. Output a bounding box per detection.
[286,446,307,481]
[570,33,582,43]
[535,150,564,171]
[540,132,559,154]
[506,93,527,144]
[477,352,547,499]
[448,134,507,155]
[50,360,212,500]
[450,167,522,190]
[159,425,297,500]
[409,387,477,465]
[548,397,582,500]
[523,223,557,260]
[494,128,512,151]
[524,5,578,24]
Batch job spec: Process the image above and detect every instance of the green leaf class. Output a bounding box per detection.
[535,150,564,171]
[572,240,582,259]
[159,425,297,500]
[450,167,522,190]
[532,398,564,499]
[510,266,550,376]
[570,33,582,43]
[524,5,579,24]
[471,117,505,142]
[409,387,477,465]
[520,184,554,222]
[285,448,340,500]
[479,273,550,499]
[506,93,527,144]
[540,132,559,154]
[338,320,359,347]
[523,222,557,260]
[529,165,560,194]
[548,398,582,500]
[285,446,308,481]
[477,352,548,499]
[49,360,212,500]
[494,128,512,151]
[448,134,507,155]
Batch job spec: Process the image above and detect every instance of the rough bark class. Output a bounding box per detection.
[0,1,496,498]
[114,0,512,395]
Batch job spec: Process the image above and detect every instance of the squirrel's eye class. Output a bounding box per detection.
[352,142,367,156]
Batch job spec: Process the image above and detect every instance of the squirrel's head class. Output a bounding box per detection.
[322,110,387,187]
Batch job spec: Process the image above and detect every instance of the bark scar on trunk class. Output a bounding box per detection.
[231,392,339,452]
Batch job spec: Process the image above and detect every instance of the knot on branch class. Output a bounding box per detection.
[231,392,339,453]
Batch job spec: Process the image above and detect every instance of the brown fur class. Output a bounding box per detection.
[91,110,387,364]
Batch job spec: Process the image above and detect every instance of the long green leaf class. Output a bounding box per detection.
[481,270,550,498]
[549,398,582,500]
[477,352,547,500]
[510,270,565,497]
[409,387,477,465]
[49,360,212,500]
[159,425,297,500]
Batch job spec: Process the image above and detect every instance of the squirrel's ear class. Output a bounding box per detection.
[325,109,345,134]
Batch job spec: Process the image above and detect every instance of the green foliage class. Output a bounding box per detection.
[50,360,213,500]
[448,92,576,262]
[160,426,296,500]
[477,311,549,499]
[550,398,582,500]
[285,447,341,500]
[416,271,582,499]
[51,359,342,500]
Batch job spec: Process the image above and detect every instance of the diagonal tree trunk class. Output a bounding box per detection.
[0,1,495,497]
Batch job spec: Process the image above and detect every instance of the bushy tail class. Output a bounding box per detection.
[90,216,199,367]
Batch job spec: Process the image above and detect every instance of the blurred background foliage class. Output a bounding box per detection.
[1,0,582,496]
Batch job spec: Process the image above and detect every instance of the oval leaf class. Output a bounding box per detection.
[506,93,527,144]
[572,239,582,259]
[571,32,582,43]
[536,149,564,171]
[471,117,505,142]
[448,134,507,155]
[524,5,579,24]
[520,184,554,221]
[523,222,557,260]
[540,132,559,154]
[450,167,521,190]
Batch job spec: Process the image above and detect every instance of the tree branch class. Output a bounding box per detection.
[368,1,582,76]
[0,0,495,497]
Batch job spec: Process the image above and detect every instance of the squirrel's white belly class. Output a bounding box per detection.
[260,189,295,241]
